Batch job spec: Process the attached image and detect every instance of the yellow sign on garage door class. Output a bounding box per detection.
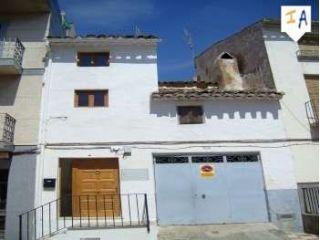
[200,164,215,178]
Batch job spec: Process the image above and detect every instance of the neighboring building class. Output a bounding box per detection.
[0,0,65,239]
[196,18,319,234]
[17,27,307,239]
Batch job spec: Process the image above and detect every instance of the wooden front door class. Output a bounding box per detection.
[72,158,120,217]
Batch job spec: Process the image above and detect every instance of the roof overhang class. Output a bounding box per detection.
[48,36,161,47]
[151,88,284,101]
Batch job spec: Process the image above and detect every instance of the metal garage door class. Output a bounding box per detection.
[154,153,269,225]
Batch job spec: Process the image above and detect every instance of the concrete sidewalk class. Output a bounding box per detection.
[158,223,318,240]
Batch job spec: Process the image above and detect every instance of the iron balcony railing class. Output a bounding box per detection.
[296,49,319,61]
[0,38,25,67]
[298,184,319,216]
[305,100,319,127]
[19,193,150,240]
[0,113,16,144]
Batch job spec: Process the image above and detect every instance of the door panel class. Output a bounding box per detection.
[192,163,231,224]
[225,162,268,223]
[72,159,120,217]
[155,162,194,224]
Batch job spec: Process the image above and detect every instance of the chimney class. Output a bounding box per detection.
[212,52,244,91]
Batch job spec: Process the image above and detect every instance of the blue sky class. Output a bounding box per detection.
[58,0,318,81]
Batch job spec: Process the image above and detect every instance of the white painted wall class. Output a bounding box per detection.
[37,142,300,239]
[39,40,300,198]
[42,44,287,144]
[263,29,319,183]
[34,40,305,238]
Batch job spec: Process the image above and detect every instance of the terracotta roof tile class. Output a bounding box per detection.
[151,88,284,101]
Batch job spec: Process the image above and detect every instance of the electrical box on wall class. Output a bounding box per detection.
[123,146,132,156]
[43,178,56,189]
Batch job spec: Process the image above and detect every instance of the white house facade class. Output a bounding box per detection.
[16,31,306,240]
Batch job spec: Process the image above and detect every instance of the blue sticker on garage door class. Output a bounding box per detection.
[154,154,269,225]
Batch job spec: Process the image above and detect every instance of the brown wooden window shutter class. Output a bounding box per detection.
[177,106,204,124]
[75,90,109,107]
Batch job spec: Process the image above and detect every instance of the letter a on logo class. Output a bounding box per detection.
[281,6,311,41]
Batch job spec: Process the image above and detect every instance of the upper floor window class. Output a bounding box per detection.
[75,90,108,107]
[77,52,110,67]
[177,106,204,124]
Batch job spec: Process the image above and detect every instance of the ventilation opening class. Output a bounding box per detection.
[220,52,234,59]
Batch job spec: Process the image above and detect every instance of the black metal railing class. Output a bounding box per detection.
[19,193,150,240]
[0,113,16,144]
[305,100,319,126]
[0,38,25,67]
[299,184,319,216]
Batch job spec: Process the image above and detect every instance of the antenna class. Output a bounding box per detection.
[183,27,196,78]
[134,25,142,37]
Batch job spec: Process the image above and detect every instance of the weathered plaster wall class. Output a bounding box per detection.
[0,74,42,145]
[195,23,275,89]
[1,13,52,240]
[5,149,37,240]
[1,13,50,68]
[263,28,319,184]
[0,13,50,145]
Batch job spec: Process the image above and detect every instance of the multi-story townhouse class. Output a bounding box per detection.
[18,24,308,239]
[0,0,65,239]
[196,18,319,234]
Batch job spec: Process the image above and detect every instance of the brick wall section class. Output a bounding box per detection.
[195,22,276,89]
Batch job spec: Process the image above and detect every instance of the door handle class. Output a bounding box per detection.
[201,194,206,199]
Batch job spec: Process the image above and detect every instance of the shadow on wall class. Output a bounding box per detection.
[310,126,319,140]
[2,14,49,42]
[150,100,280,120]
[0,75,20,106]
[51,48,157,64]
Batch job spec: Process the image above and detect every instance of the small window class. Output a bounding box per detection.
[75,90,108,107]
[77,52,110,67]
[155,156,188,164]
[192,156,223,163]
[177,106,204,124]
[226,154,259,162]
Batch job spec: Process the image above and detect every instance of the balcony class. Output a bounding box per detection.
[297,50,319,61]
[305,100,319,127]
[0,0,50,13]
[0,39,25,75]
[0,113,16,151]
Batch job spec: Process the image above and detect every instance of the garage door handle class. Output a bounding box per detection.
[201,194,206,199]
